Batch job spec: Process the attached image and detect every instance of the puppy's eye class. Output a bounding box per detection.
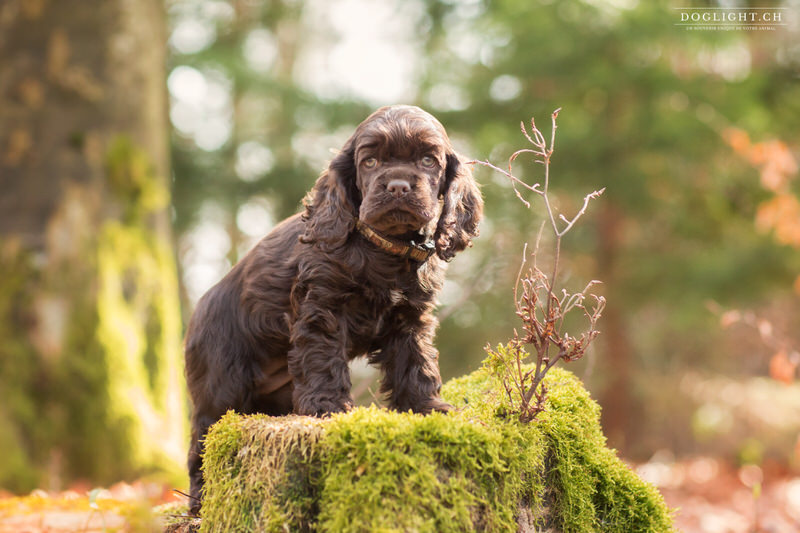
[420,155,437,168]
[362,157,378,169]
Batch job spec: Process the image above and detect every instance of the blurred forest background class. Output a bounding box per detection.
[1,0,799,504]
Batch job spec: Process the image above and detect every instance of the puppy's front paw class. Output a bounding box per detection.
[295,395,353,417]
[394,397,453,414]
[424,398,453,414]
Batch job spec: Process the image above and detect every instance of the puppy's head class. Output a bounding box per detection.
[303,105,483,260]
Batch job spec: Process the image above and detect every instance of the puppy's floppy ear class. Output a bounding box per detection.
[434,152,483,261]
[300,143,360,250]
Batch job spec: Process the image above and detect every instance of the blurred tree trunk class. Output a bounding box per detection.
[0,0,185,491]
[596,204,633,451]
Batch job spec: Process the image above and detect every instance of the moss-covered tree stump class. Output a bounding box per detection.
[197,367,673,532]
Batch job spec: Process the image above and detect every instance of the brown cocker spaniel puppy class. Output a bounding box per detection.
[184,105,483,513]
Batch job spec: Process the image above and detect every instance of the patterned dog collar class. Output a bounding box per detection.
[355,219,435,263]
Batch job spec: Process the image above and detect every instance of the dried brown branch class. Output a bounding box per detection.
[481,109,606,422]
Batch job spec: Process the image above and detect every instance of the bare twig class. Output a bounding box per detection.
[173,489,200,502]
[481,109,606,422]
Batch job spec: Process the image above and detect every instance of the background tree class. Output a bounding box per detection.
[0,0,185,491]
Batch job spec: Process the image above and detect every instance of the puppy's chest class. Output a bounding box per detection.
[344,283,410,344]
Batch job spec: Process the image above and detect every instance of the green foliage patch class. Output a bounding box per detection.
[201,362,673,532]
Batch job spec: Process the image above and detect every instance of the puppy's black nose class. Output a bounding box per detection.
[387,179,411,197]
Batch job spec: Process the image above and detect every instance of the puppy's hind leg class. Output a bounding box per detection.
[187,412,216,516]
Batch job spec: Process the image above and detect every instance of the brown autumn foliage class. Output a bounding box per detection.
[721,127,799,383]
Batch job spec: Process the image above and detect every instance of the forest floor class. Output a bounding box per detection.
[0,457,798,532]
[639,456,800,532]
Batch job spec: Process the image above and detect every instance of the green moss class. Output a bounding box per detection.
[532,369,673,532]
[106,136,169,220]
[447,362,673,532]
[200,363,674,532]
[96,220,186,475]
[317,406,533,532]
[202,412,325,532]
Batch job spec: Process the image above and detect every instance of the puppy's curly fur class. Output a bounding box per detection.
[184,105,483,513]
